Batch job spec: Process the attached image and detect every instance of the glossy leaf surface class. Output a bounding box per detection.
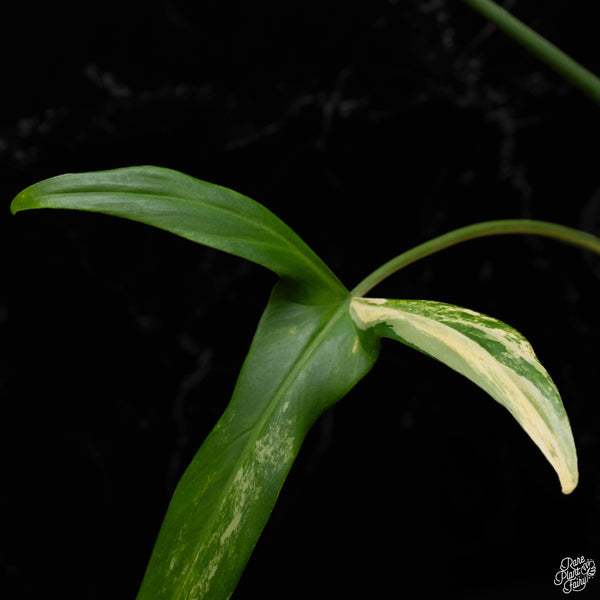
[10,166,346,303]
[11,165,586,599]
[350,297,578,494]
[137,284,379,599]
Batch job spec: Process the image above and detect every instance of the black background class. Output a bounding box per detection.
[2,1,600,598]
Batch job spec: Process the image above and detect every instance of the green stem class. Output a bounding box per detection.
[351,219,600,297]
[462,0,600,104]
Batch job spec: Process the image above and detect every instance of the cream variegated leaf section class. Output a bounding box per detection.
[350,297,578,494]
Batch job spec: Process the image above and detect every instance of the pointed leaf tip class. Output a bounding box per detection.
[9,166,348,303]
[10,191,31,215]
[350,297,579,494]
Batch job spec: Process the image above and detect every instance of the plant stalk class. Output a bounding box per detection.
[462,0,600,105]
[351,219,600,297]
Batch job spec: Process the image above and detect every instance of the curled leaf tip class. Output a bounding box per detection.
[560,468,578,495]
[10,193,26,215]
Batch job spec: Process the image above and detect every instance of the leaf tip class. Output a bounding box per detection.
[545,435,578,494]
[10,192,26,215]
[528,418,578,495]
[10,186,39,215]
[559,467,578,495]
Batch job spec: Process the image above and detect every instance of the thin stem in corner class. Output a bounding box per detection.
[351,219,600,297]
[462,0,600,105]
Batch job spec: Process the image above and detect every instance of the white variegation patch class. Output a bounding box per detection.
[350,297,578,494]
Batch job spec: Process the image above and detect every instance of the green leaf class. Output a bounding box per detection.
[350,297,578,494]
[12,166,585,598]
[10,166,346,303]
[136,284,379,599]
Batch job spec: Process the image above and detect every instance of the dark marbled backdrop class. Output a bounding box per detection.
[2,1,600,598]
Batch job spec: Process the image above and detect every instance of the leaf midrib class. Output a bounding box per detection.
[42,187,344,295]
[180,296,351,591]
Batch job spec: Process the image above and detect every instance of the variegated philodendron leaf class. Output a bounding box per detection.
[349,297,578,494]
